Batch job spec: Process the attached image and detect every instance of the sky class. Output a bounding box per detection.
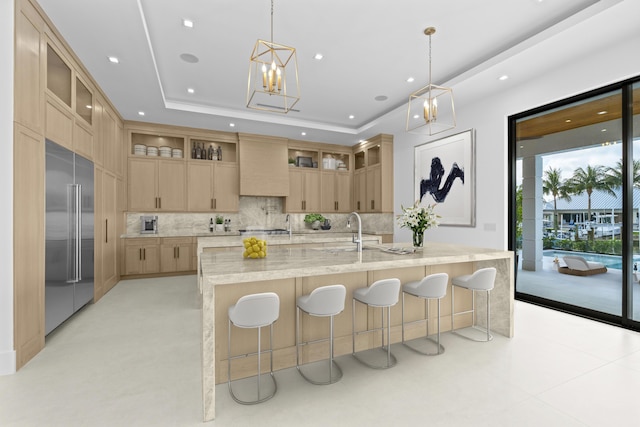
[516,139,640,189]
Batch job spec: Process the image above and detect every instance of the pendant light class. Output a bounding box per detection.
[247,0,300,113]
[406,27,456,135]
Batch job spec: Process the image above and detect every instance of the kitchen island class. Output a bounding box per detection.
[199,241,513,421]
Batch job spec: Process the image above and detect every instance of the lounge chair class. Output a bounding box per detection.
[559,255,607,276]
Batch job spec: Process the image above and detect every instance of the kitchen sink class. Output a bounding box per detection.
[239,229,289,236]
[315,245,377,253]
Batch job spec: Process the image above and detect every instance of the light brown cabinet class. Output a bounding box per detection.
[238,133,289,196]
[124,238,160,275]
[187,162,239,212]
[352,135,393,213]
[286,169,321,212]
[128,158,186,211]
[160,238,194,273]
[94,167,118,300]
[321,171,352,212]
[15,3,45,134]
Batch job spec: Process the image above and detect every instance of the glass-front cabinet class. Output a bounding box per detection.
[75,77,92,125]
[46,44,71,107]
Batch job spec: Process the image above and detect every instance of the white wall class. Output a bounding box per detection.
[393,31,640,250]
[0,0,15,374]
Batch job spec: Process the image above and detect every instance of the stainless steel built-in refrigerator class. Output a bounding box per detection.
[45,139,94,335]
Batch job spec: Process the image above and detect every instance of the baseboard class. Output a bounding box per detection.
[0,349,16,375]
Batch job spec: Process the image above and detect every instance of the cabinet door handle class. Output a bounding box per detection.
[357,201,360,211]
[371,200,374,210]
[105,219,108,243]
[139,248,142,260]
[214,199,217,210]
[143,248,146,260]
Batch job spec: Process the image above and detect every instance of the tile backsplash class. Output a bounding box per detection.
[125,196,393,236]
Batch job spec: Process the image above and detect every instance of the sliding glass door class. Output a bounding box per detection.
[511,77,639,329]
[631,81,640,322]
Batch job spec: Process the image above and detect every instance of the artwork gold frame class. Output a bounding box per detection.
[414,129,475,227]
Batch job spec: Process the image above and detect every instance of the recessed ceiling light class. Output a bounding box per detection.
[407,77,415,83]
[187,88,195,94]
[183,19,194,28]
[108,56,119,64]
[498,75,509,81]
[565,119,572,123]
[229,123,235,127]
[602,129,607,132]
[413,114,420,119]
[597,110,607,115]
[314,53,323,60]
[180,53,199,63]
[349,115,355,120]
[85,105,92,109]
[301,132,306,136]
[138,111,145,116]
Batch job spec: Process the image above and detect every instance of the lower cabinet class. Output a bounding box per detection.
[124,238,160,275]
[123,237,196,277]
[160,237,194,273]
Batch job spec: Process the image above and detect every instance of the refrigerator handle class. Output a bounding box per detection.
[76,184,83,282]
[67,184,75,283]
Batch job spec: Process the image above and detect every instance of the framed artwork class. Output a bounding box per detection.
[414,129,475,227]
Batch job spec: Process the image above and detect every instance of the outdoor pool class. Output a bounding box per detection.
[543,249,636,270]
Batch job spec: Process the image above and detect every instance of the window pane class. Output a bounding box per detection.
[631,82,640,321]
[516,89,623,316]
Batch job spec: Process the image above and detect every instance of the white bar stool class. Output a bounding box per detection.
[227,292,280,404]
[451,267,496,342]
[296,284,347,385]
[352,278,401,369]
[401,272,449,355]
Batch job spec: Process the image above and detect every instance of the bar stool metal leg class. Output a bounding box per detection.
[296,285,345,385]
[401,273,448,355]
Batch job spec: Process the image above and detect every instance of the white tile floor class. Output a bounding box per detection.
[2,275,640,426]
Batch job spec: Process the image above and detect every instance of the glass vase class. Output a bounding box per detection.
[412,229,424,248]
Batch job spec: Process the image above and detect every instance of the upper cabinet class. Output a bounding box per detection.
[127,128,187,211]
[352,134,393,213]
[125,124,241,212]
[186,135,239,212]
[75,77,92,125]
[46,43,71,107]
[14,2,45,133]
[44,40,97,160]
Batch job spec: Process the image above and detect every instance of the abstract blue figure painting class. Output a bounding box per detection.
[414,129,475,226]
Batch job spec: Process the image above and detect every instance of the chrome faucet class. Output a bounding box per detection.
[285,214,292,239]
[347,212,363,253]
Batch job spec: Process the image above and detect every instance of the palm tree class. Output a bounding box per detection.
[566,165,616,240]
[542,167,571,232]
[605,158,640,188]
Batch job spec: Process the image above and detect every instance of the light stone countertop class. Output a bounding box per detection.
[121,230,386,239]
[196,232,381,251]
[200,241,513,286]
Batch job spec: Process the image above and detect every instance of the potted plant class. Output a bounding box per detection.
[215,215,224,231]
[304,213,325,230]
[288,157,296,167]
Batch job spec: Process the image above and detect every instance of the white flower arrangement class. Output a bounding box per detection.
[397,201,439,234]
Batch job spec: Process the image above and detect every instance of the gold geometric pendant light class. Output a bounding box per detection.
[406,27,456,135]
[247,0,300,113]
